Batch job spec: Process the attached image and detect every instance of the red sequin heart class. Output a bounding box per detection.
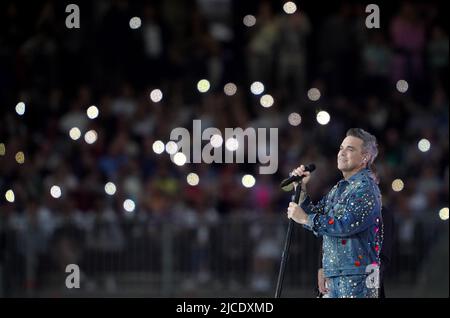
[328,218,334,225]
[354,261,361,267]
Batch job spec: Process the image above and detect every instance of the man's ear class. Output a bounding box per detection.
[362,154,369,162]
[362,156,368,165]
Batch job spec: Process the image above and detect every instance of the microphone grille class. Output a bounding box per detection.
[306,163,316,172]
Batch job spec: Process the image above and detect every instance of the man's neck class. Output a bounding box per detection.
[342,166,365,180]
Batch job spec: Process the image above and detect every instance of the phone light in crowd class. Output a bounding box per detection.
[307,88,321,101]
[439,207,449,221]
[84,130,98,144]
[418,138,431,152]
[173,152,187,166]
[283,2,297,14]
[392,179,404,192]
[243,15,256,27]
[250,81,264,95]
[123,199,136,212]
[50,185,62,199]
[152,140,165,154]
[15,102,26,115]
[150,89,163,103]
[316,111,330,125]
[87,105,99,119]
[5,189,15,203]
[260,94,274,108]
[105,182,117,196]
[187,173,200,186]
[15,151,25,164]
[288,112,302,126]
[242,174,256,188]
[165,141,178,155]
[224,83,237,96]
[197,79,210,93]
[0,143,6,156]
[225,138,239,151]
[210,134,223,148]
[129,17,141,29]
[69,127,81,140]
[396,80,409,93]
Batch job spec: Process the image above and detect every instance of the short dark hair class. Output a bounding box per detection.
[346,128,378,166]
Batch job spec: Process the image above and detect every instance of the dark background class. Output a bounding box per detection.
[0,0,448,297]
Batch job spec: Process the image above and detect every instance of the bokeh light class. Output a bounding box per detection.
[165,141,178,155]
[123,199,136,212]
[316,111,330,125]
[15,151,25,164]
[129,17,141,29]
[15,102,25,115]
[152,140,165,154]
[260,94,274,108]
[187,173,200,186]
[250,81,264,95]
[210,134,223,148]
[0,143,6,156]
[418,139,431,152]
[50,185,62,198]
[288,112,302,126]
[242,174,256,188]
[243,15,256,27]
[5,189,15,203]
[69,127,81,140]
[105,182,117,196]
[439,207,449,221]
[307,88,321,101]
[87,105,99,119]
[224,83,237,96]
[392,179,404,192]
[173,152,187,166]
[396,80,409,93]
[150,89,163,102]
[283,2,297,14]
[84,130,98,144]
[197,79,210,93]
[225,138,239,151]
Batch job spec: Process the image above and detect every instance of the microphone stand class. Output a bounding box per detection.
[274,179,303,298]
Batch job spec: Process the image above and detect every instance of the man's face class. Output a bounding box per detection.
[337,136,366,172]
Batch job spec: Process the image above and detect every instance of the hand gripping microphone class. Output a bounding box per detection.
[280,163,316,191]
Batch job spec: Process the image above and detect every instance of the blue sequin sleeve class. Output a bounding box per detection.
[300,194,328,232]
[300,194,327,215]
[304,183,379,237]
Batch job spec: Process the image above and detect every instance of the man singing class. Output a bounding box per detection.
[287,128,382,298]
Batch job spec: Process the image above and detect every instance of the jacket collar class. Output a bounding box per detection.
[339,168,371,185]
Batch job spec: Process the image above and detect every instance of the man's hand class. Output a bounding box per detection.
[286,202,308,224]
[318,268,329,295]
[291,164,312,189]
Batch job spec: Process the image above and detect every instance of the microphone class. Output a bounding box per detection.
[280,164,316,191]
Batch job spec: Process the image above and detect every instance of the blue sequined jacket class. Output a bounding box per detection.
[301,168,382,278]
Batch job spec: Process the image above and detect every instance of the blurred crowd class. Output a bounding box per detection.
[0,0,448,296]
